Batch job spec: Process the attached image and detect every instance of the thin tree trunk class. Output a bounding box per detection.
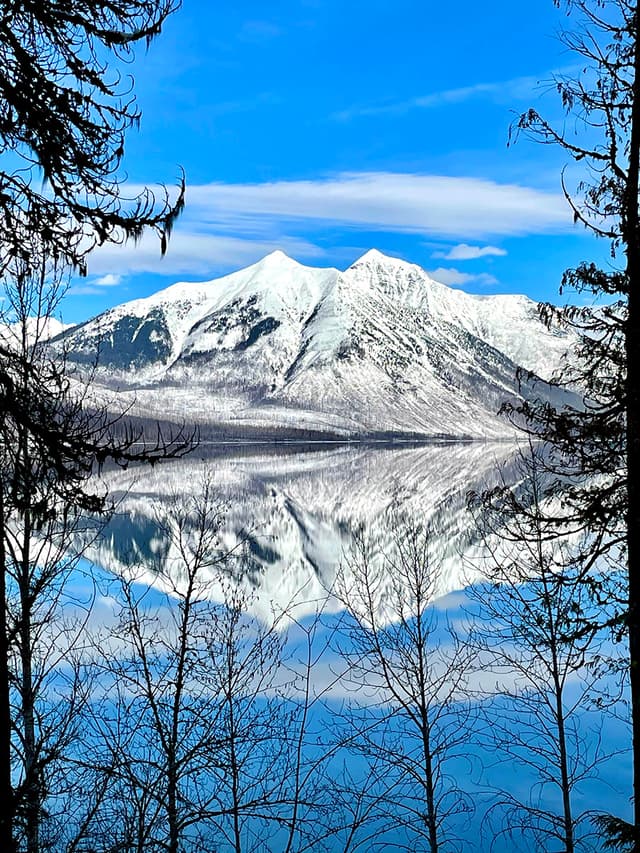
[627,272,640,850]
[554,684,574,853]
[416,618,438,853]
[625,4,640,847]
[548,628,574,853]
[0,484,16,852]
[537,502,574,853]
[420,714,438,853]
[15,344,40,853]
[167,771,179,853]
[19,503,39,853]
[228,676,242,853]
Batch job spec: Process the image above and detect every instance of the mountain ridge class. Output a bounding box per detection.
[52,250,575,440]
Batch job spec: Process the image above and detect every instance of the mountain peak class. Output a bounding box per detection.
[351,248,414,268]
[257,249,297,266]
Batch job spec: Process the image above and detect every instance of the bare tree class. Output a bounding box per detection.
[0,243,195,851]
[334,516,475,853]
[468,444,621,853]
[85,481,341,853]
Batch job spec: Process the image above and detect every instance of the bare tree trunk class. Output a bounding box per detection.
[14,417,41,853]
[554,679,575,853]
[416,605,438,853]
[167,577,194,853]
[419,709,438,853]
[625,5,640,845]
[227,651,242,853]
[167,775,179,853]
[547,596,575,853]
[538,508,574,853]
[0,484,15,852]
[19,503,40,853]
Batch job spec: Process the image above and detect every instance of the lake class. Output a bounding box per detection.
[88,440,517,619]
[77,440,627,853]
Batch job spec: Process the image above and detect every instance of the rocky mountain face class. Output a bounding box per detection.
[53,250,575,439]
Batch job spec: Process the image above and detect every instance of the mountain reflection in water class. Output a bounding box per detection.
[87,442,517,620]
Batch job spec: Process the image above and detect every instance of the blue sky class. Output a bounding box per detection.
[66,0,610,323]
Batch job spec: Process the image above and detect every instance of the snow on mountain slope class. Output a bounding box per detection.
[348,250,569,379]
[53,250,577,439]
[58,251,337,378]
[1,316,74,348]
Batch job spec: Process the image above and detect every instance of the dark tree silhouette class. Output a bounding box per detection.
[0,0,185,277]
[469,445,619,853]
[0,247,194,852]
[502,0,639,846]
[0,3,189,847]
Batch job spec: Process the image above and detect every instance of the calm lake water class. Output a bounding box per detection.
[88,440,518,618]
[80,441,629,852]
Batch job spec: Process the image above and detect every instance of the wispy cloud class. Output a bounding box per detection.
[88,171,570,281]
[239,20,282,42]
[69,284,107,297]
[432,243,507,261]
[83,231,326,281]
[69,272,124,296]
[332,72,560,122]
[428,267,499,288]
[198,92,282,119]
[186,171,570,240]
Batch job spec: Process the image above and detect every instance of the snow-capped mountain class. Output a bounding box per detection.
[54,250,575,439]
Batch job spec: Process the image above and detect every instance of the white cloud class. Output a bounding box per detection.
[84,230,326,278]
[87,171,569,280]
[432,243,508,261]
[428,267,499,288]
[94,273,123,287]
[69,284,106,296]
[185,172,570,240]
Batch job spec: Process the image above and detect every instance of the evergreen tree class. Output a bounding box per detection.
[0,0,184,277]
[502,0,640,846]
[0,2,188,848]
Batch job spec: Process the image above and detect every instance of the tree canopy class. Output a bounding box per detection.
[0,0,184,277]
